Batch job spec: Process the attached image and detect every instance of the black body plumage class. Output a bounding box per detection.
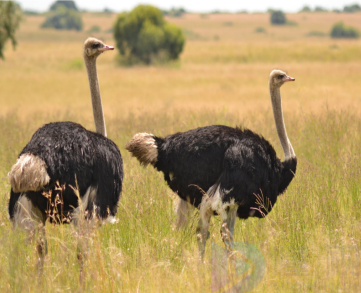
[153,125,296,218]
[8,121,123,222]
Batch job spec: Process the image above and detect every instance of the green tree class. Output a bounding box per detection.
[343,4,361,13]
[314,6,328,12]
[50,0,78,11]
[299,6,312,12]
[41,4,83,31]
[113,5,185,65]
[0,1,22,60]
[270,10,286,25]
[330,22,360,39]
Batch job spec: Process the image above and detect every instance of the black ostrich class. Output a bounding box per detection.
[126,69,297,257]
[8,38,123,264]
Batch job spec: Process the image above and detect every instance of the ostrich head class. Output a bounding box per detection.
[269,69,295,88]
[83,37,114,59]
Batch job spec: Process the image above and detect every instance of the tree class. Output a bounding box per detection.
[41,4,83,31]
[343,4,361,13]
[113,5,185,65]
[314,6,328,12]
[270,10,286,25]
[165,7,186,17]
[330,22,360,39]
[0,1,22,60]
[50,0,78,11]
[299,6,311,12]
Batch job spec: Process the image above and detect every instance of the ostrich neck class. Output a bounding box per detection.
[84,57,107,137]
[269,85,295,160]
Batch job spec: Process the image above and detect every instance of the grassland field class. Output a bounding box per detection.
[0,11,361,292]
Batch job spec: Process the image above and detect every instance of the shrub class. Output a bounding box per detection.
[299,6,311,12]
[270,10,286,25]
[255,27,266,33]
[314,6,328,12]
[163,7,186,17]
[330,22,360,39]
[87,25,101,33]
[343,4,361,13]
[50,0,78,11]
[113,5,185,65]
[41,4,83,31]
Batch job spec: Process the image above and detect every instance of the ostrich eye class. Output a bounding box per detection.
[278,75,284,79]
[92,43,100,49]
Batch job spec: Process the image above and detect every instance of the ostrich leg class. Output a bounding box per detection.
[220,205,238,252]
[196,209,211,260]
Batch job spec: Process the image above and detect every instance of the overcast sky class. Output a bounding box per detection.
[16,0,360,13]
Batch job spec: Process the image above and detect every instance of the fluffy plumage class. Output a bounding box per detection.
[128,125,296,218]
[126,69,297,257]
[8,38,122,225]
[8,122,123,222]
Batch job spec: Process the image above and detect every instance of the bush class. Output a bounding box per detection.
[270,10,286,25]
[87,25,101,33]
[113,5,185,65]
[343,4,361,13]
[299,6,311,12]
[41,4,83,31]
[50,0,78,11]
[163,7,186,17]
[314,6,328,12]
[255,27,266,33]
[330,22,360,39]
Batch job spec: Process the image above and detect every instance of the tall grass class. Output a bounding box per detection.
[1,11,361,292]
[0,108,360,292]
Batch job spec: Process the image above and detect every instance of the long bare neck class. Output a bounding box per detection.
[84,56,107,137]
[269,84,295,161]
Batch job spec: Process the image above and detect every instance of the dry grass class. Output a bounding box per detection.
[1,12,361,119]
[0,11,361,292]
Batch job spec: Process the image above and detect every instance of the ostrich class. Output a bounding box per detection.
[8,38,123,266]
[126,69,297,257]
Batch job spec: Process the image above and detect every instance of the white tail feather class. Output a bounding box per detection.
[125,133,158,166]
[8,154,50,193]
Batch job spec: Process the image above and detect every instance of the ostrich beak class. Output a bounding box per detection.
[99,45,114,51]
[283,76,295,82]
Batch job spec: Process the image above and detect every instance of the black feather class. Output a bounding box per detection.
[153,125,296,219]
[8,121,123,222]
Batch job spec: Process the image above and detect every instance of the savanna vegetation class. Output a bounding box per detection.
[41,3,83,31]
[113,5,185,65]
[330,21,360,39]
[0,1,22,59]
[0,9,361,292]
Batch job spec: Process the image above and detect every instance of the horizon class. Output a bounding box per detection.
[17,0,361,13]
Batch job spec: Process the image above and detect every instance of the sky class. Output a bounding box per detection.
[16,0,360,13]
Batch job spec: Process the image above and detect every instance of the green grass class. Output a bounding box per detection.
[0,108,361,292]
[1,11,361,292]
